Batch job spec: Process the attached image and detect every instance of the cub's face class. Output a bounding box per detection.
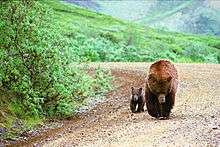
[131,87,143,101]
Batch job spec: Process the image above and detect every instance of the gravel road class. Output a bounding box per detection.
[13,63,220,147]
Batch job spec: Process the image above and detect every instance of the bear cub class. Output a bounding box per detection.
[130,87,145,113]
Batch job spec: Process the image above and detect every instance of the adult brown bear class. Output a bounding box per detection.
[145,60,178,119]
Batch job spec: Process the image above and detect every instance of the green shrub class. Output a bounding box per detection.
[180,41,218,63]
[99,31,120,43]
[0,1,112,119]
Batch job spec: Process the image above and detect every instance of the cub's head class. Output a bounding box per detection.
[131,87,143,101]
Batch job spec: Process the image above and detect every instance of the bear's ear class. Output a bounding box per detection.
[167,76,172,82]
[131,87,134,94]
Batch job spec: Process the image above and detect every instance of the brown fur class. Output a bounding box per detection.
[130,87,145,113]
[145,60,178,118]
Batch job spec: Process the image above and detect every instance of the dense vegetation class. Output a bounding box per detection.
[0,0,219,140]
[50,0,220,63]
[0,1,112,139]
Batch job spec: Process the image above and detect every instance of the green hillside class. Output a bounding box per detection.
[49,0,220,63]
[68,0,220,36]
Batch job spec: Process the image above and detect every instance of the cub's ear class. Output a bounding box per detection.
[131,87,134,94]
[167,76,172,82]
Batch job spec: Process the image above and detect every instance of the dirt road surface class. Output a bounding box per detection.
[12,63,220,146]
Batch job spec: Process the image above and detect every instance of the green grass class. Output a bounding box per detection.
[75,0,220,35]
[45,0,220,63]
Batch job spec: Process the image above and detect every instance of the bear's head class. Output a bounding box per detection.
[131,87,143,101]
[148,74,172,104]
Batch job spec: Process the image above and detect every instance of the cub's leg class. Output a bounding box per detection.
[130,100,137,113]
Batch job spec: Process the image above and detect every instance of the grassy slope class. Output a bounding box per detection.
[46,1,126,36]
[71,0,220,36]
[46,0,220,63]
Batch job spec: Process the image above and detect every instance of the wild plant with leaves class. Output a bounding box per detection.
[0,1,112,118]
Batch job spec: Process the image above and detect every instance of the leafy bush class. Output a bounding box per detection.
[180,41,219,63]
[0,1,112,120]
[65,30,219,63]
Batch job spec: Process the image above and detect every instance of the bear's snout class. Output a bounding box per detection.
[133,95,138,101]
[158,94,166,103]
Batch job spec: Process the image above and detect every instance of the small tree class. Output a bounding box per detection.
[0,1,112,117]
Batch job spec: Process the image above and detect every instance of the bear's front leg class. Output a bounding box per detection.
[130,100,137,113]
[137,97,144,112]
